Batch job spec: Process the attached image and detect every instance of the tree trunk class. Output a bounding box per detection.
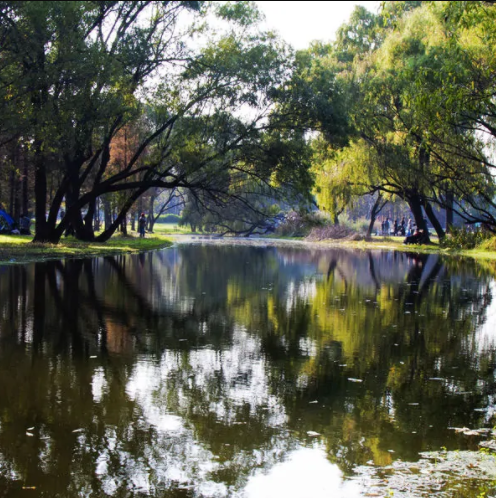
[367,195,387,237]
[407,193,430,243]
[104,197,111,232]
[148,191,156,232]
[423,200,445,240]
[445,189,454,234]
[22,150,29,215]
[33,141,50,242]
[96,188,148,242]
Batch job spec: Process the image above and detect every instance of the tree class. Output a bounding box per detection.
[1,1,310,243]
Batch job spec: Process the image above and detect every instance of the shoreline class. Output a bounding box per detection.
[0,233,174,266]
[173,234,496,260]
[2,233,496,266]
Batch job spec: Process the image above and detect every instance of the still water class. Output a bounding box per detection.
[1,242,496,497]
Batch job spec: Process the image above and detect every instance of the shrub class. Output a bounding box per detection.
[440,227,491,250]
[275,211,324,237]
[306,225,370,241]
[478,236,496,252]
[157,214,181,224]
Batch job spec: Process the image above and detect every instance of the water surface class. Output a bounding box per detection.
[1,243,496,497]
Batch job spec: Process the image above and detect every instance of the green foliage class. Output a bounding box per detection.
[440,227,491,250]
[157,214,181,224]
[275,211,324,237]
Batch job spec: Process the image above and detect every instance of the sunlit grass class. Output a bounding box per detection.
[0,232,173,264]
[152,223,192,235]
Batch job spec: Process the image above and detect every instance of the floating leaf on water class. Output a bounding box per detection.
[26,432,33,437]
[348,378,363,383]
[27,427,34,431]
[22,487,36,490]
[89,356,97,359]
[72,429,84,433]
[408,403,420,406]
[429,378,445,381]
[309,400,318,404]
[307,431,321,437]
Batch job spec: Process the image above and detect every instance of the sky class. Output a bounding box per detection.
[255,1,382,50]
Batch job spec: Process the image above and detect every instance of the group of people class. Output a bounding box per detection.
[381,217,415,237]
[379,214,431,244]
[0,204,31,235]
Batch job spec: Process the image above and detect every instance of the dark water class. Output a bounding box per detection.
[1,242,496,497]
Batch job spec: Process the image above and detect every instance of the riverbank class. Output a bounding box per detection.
[312,235,496,260]
[2,231,496,266]
[0,233,173,265]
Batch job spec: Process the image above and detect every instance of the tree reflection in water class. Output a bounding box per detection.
[0,245,495,497]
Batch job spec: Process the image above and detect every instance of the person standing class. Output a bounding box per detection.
[139,213,147,238]
[19,213,31,235]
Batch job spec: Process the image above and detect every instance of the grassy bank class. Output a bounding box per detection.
[0,233,173,265]
[295,234,496,261]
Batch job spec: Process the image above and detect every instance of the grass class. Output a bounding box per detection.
[266,233,496,260]
[152,223,193,235]
[0,232,173,265]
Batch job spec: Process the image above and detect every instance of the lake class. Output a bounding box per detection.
[1,241,496,497]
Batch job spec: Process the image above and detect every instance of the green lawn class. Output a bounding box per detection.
[300,234,496,261]
[0,232,173,265]
[152,223,193,235]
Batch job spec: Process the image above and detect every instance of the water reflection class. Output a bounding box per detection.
[0,245,495,497]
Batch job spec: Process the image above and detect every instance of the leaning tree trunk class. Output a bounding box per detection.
[423,200,445,240]
[96,188,148,242]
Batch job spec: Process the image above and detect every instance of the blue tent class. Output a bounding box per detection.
[0,209,15,233]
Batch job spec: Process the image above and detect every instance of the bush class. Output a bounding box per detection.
[275,211,324,237]
[157,214,181,224]
[440,227,491,250]
[306,225,370,242]
[478,235,496,251]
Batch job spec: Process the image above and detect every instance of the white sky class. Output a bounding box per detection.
[255,1,382,50]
